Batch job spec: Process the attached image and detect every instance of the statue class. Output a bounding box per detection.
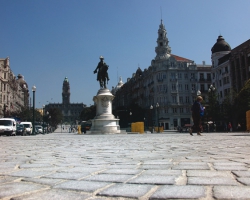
[94,56,110,88]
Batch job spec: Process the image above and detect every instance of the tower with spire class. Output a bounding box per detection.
[155,19,171,60]
[62,77,70,105]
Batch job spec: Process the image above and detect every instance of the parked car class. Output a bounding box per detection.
[35,125,43,134]
[16,124,26,136]
[0,118,16,136]
[81,120,92,133]
[20,122,33,135]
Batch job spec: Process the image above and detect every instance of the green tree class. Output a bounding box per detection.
[79,105,96,121]
[234,79,250,126]
[46,108,63,128]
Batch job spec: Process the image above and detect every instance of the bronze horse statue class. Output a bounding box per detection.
[94,59,109,89]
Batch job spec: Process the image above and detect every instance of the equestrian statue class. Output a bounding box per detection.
[94,56,110,88]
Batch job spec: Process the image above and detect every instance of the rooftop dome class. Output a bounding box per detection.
[211,35,231,54]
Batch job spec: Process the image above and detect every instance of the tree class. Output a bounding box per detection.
[46,108,63,128]
[234,79,250,127]
[79,105,96,121]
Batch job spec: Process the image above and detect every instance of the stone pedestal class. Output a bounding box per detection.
[89,88,120,134]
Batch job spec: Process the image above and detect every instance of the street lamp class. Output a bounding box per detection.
[156,103,160,133]
[42,105,45,134]
[47,111,50,133]
[208,84,216,124]
[150,105,153,132]
[32,85,36,135]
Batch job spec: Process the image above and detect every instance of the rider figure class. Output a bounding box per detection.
[94,56,110,82]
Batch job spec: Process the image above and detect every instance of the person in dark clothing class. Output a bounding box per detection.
[189,96,205,136]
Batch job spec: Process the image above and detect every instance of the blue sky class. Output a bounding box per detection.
[1,0,250,108]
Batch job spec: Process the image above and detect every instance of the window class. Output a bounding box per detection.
[179,96,183,103]
[191,73,195,79]
[200,73,204,79]
[178,73,182,79]
[172,108,177,113]
[191,84,196,91]
[4,73,6,79]
[172,96,177,103]
[180,108,183,113]
[201,84,204,92]
[184,73,188,79]
[165,108,168,113]
[185,84,189,90]
[186,96,190,103]
[160,42,163,46]
[172,84,176,90]
[207,73,211,81]
[219,80,222,86]
[178,84,182,90]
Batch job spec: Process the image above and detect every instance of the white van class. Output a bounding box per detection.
[0,118,17,136]
[20,122,33,135]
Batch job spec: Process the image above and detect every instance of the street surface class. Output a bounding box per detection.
[0,129,250,200]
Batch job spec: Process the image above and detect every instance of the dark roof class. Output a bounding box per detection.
[211,35,231,54]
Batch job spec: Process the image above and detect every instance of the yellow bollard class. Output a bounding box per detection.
[78,125,82,134]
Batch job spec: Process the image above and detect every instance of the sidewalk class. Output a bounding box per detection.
[0,131,250,199]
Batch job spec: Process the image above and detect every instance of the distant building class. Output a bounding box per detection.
[0,57,29,118]
[211,36,250,102]
[45,77,86,123]
[112,20,212,130]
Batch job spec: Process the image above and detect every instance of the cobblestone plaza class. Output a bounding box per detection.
[1,130,250,199]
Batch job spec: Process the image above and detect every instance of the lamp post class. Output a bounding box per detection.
[42,105,45,134]
[197,90,201,96]
[156,103,160,133]
[32,85,36,135]
[150,105,153,132]
[47,111,50,133]
[208,84,216,125]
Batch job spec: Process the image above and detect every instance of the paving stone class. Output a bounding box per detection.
[172,164,210,170]
[188,177,239,185]
[19,163,53,168]
[42,172,89,180]
[11,188,90,200]
[21,177,64,186]
[143,169,182,176]
[187,170,231,177]
[213,165,249,171]
[84,174,133,182]
[0,176,19,183]
[213,186,250,199]
[53,180,111,192]
[237,178,250,186]
[149,185,206,199]
[8,170,51,178]
[101,168,142,175]
[138,164,172,169]
[0,182,47,198]
[128,175,176,185]
[97,183,153,198]
[232,171,250,177]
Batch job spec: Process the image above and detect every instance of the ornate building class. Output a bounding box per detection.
[211,36,250,101]
[45,77,86,123]
[0,57,29,118]
[112,20,212,130]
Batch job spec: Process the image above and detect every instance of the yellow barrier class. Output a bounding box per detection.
[246,110,250,131]
[78,125,81,134]
[131,122,144,133]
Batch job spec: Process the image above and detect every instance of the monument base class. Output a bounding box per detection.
[89,88,121,134]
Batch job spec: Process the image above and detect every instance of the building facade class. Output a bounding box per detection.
[112,20,212,130]
[45,77,86,123]
[211,36,250,102]
[0,57,29,118]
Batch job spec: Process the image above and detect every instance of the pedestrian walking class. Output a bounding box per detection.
[189,96,205,136]
[228,122,232,132]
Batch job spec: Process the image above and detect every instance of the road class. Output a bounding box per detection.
[0,130,250,199]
